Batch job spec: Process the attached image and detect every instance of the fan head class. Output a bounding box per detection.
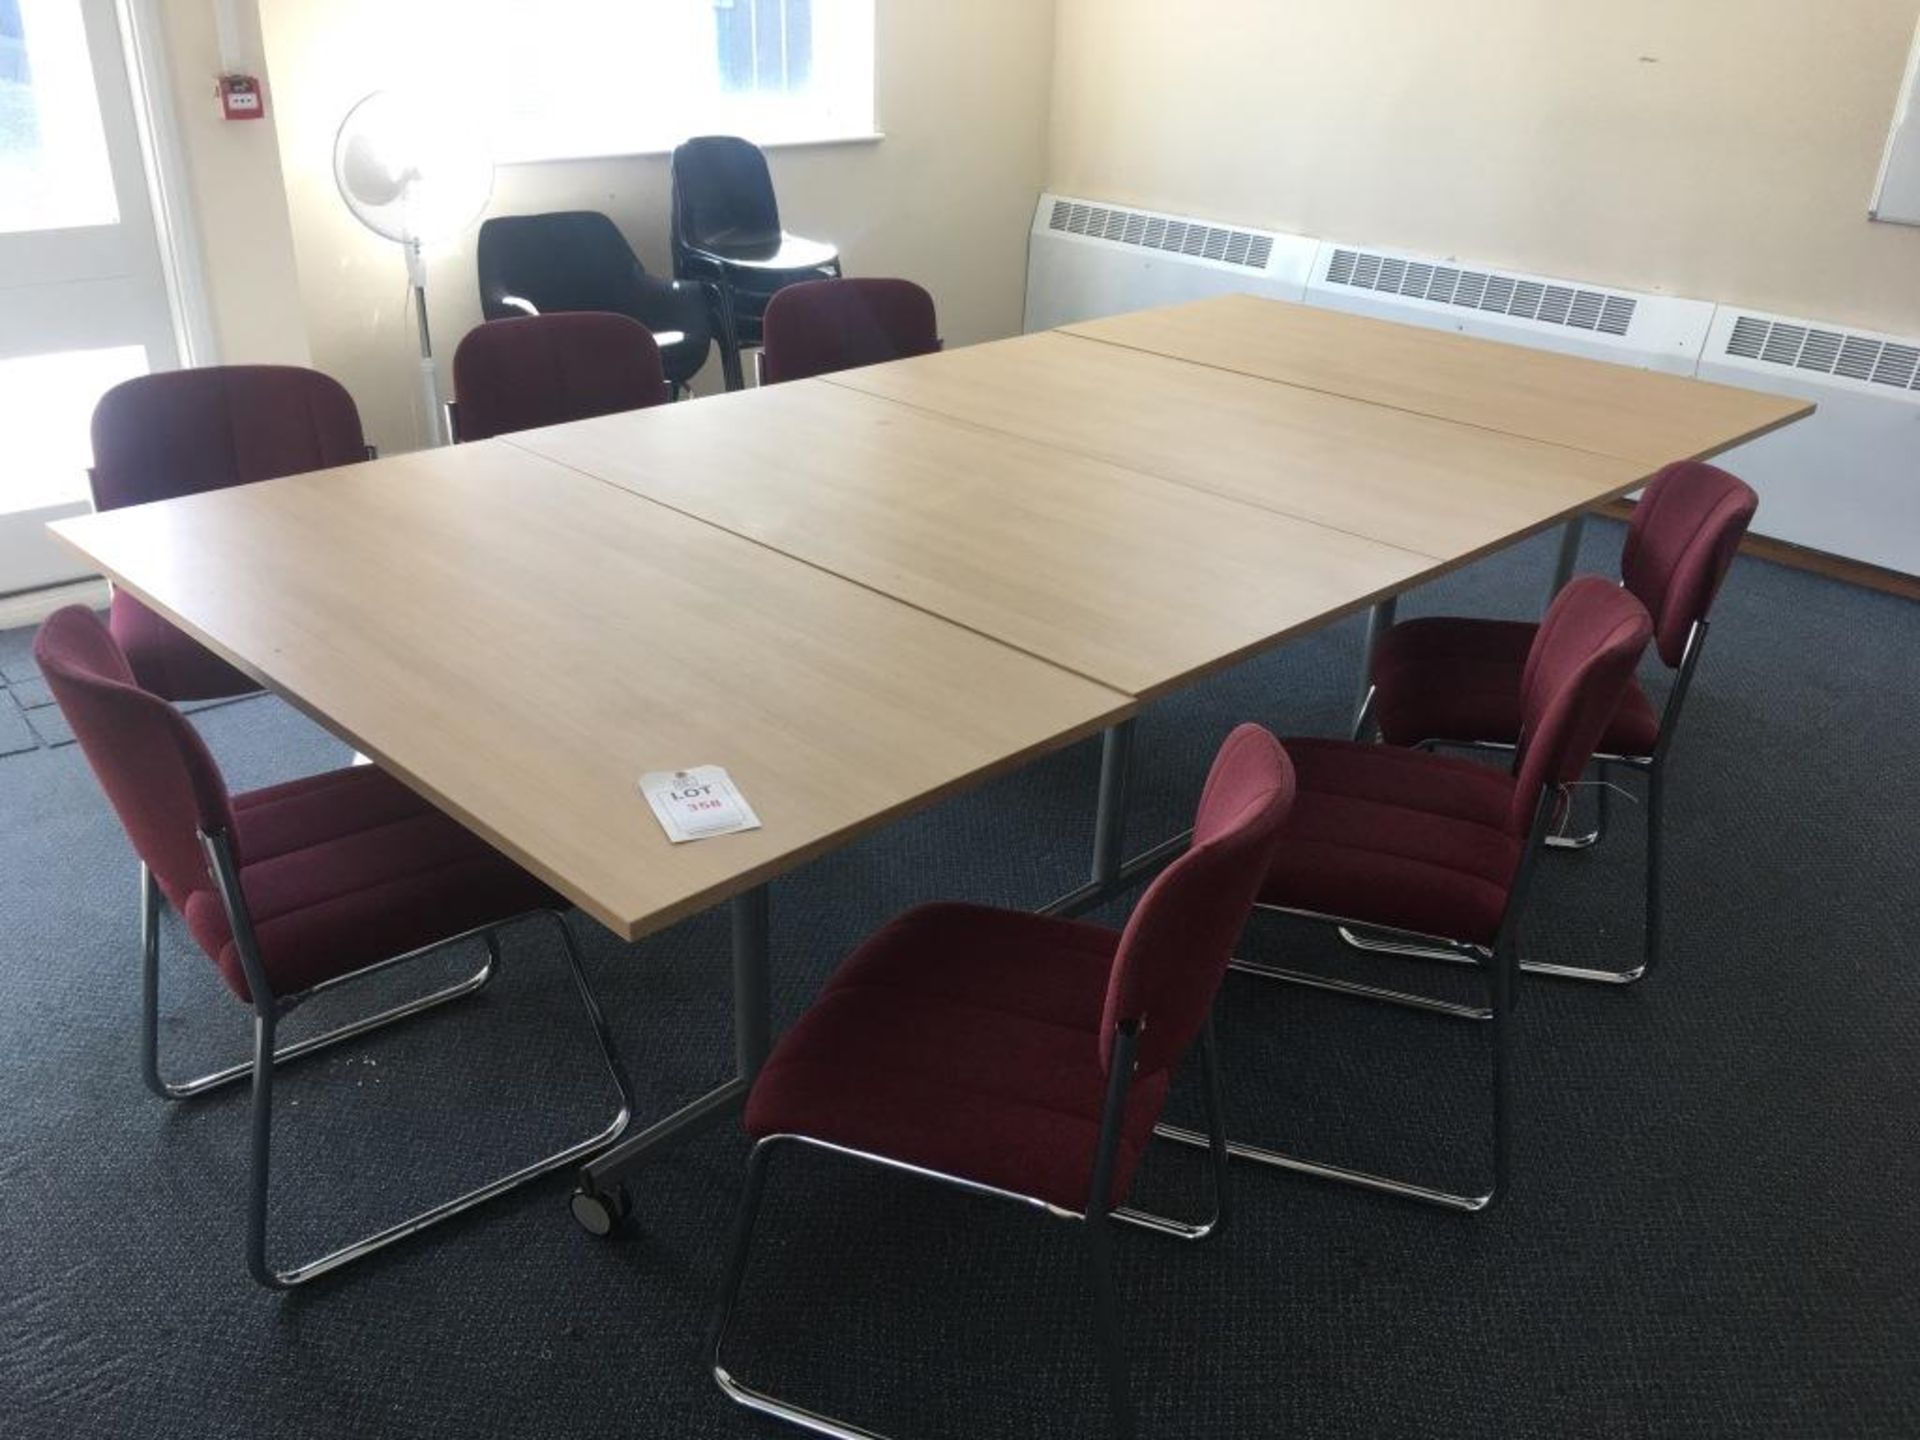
[333,91,493,245]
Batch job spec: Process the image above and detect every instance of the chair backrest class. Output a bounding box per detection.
[760,278,942,384]
[450,313,668,442]
[476,211,653,322]
[34,607,236,903]
[90,366,367,512]
[671,135,781,254]
[1620,460,1759,668]
[1099,724,1296,1076]
[1510,577,1654,835]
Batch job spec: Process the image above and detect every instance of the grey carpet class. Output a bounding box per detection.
[1,519,1915,1439]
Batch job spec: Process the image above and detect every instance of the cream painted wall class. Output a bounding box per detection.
[253,0,1056,452]
[155,0,309,364]
[1049,0,1920,335]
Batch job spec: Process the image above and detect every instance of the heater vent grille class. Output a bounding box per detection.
[1047,198,1276,271]
[1724,313,1920,391]
[1325,247,1640,337]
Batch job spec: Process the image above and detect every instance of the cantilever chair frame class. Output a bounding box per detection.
[151,833,635,1290]
[711,1017,1231,1440]
[1346,614,1711,987]
[1155,785,1558,1215]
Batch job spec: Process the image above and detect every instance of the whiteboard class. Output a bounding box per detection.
[1871,17,1920,225]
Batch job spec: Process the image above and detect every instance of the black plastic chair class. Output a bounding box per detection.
[476,211,713,396]
[670,135,839,390]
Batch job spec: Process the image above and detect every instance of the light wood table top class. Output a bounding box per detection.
[49,298,1817,944]
[503,379,1440,699]
[52,443,1130,941]
[1062,294,1813,467]
[826,331,1651,561]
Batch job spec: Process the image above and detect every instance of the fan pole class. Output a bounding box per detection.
[407,238,449,446]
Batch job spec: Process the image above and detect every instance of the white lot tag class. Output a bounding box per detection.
[639,766,762,843]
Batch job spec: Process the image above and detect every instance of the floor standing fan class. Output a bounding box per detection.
[333,91,493,447]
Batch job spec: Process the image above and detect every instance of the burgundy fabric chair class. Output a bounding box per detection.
[710,725,1296,1440]
[89,365,371,700]
[758,277,941,385]
[1172,579,1651,1215]
[36,607,633,1289]
[1358,460,1758,985]
[449,312,670,442]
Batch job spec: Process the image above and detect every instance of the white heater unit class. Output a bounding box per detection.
[1304,241,1715,375]
[1697,308,1920,575]
[1024,192,1918,574]
[1022,193,1318,332]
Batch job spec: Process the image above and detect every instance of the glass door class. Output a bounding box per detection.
[0,0,180,594]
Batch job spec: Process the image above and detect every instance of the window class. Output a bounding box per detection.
[715,0,812,96]
[0,345,148,511]
[0,0,119,234]
[458,0,875,165]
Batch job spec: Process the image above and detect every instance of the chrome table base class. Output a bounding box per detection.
[570,885,772,1232]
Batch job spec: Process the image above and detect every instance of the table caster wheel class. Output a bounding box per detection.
[570,1180,630,1237]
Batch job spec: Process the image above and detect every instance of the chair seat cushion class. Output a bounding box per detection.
[1261,739,1524,946]
[1371,616,1661,757]
[693,231,838,274]
[744,903,1170,1214]
[109,592,257,703]
[177,766,560,1002]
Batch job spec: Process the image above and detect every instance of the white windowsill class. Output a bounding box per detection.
[498,131,886,169]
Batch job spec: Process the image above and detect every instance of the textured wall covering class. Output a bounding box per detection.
[1050,0,1920,334]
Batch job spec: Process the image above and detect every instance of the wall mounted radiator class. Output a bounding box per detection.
[1026,193,1919,575]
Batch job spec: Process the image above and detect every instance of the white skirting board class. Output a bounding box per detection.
[0,579,110,633]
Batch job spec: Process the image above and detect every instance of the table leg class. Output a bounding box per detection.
[1547,515,1587,602]
[1041,721,1135,916]
[573,886,772,1217]
[1353,596,1397,737]
[1089,720,1135,889]
[731,885,771,1079]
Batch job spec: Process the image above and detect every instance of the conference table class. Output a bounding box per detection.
[51,293,1809,1221]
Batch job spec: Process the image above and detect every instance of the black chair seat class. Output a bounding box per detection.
[685,231,841,276]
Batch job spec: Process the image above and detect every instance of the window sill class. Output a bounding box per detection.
[498,131,886,169]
